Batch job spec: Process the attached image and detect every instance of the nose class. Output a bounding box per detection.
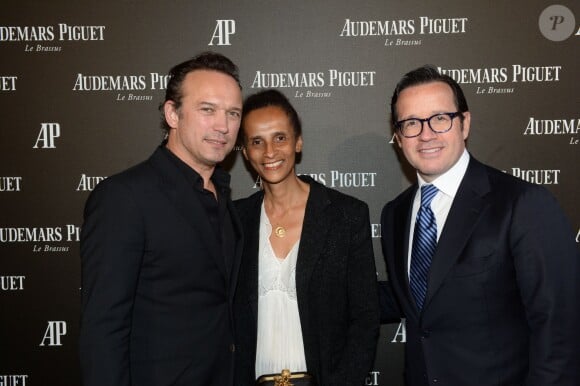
[214,111,229,134]
[264,140,275,157]
[418,121,437,141]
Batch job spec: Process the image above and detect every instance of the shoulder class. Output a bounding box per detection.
[466,159,569,228]
[477,161,577,255]
[304,176,370,217]
[326,185,368,211]
[85,151,163,207]
[234,190,264,217]
[94,159,153,192]
[382,184,415,215]
[477,160,554,202]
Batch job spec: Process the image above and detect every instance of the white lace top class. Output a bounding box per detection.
[255,203,307,379]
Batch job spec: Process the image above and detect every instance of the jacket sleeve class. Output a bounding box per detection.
[79,179,144,386]
[378,280,403,323]
[510,185,580,385]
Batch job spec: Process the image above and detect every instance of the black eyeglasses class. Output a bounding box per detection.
[395,112,461,138]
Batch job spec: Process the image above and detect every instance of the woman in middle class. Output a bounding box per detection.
[233,89,379,386]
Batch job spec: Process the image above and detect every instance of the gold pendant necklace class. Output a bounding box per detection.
[274,226,287,238]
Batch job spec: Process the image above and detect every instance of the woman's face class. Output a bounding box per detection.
[242,105,302,186]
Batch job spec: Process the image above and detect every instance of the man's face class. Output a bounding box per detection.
[242,105,303,186]
[164,70,242,174]
[394,81,470,182]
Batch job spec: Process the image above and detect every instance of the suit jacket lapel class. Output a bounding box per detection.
[243,194,262,326]
[296,178,331,332]
[393,187,420,317]
[147,147,227,277]
[424,158,490,309]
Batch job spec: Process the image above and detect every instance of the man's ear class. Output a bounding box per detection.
[163,101,179,129]
[461,111,471,140]
[394,132,402,148]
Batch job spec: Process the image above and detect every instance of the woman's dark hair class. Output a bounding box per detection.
[240,89,302,143]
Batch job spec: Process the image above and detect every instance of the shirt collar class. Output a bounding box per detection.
[417,149,470,199]
[161,145,231,195]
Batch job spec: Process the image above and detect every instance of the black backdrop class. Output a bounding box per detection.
[1,1,579,385]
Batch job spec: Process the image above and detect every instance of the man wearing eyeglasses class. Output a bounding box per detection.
[379,65,579,386]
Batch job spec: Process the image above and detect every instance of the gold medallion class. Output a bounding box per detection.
[274,226,286,238]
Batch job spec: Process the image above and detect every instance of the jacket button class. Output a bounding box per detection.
[432,378,438,383]
[230,343,235,352]
[422,329,430,338]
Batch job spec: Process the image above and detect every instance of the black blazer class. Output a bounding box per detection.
[79,147,243,386]
[381,156,580,386]
[233,176,380,386]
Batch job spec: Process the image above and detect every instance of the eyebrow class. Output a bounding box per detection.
[198,101,216,106]
[198,101,241,111]
[399,111,452,120]
[247,130,288,140]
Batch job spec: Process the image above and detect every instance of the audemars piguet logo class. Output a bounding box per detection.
[339,16,468,47]
[208,20,236,46]
[72,72,169,101]
[327,170,377,188]
[371,223,381,238]
[365,371,381,386]
[1,275,25,291]
[0,76,17,91]
[437,65,563,95]
[0,225,80,242]
[507,168,561,185]
[251,171,377,189]
[40,321,67,347]
[298,171,377,188]
[250,69,376,98]
[1,23,106,52]
[0,225,80,253]
[33,123,60,149]
[523,117,580,145]
[391,319,406,343]
[0,177,22,192]
[0,375,29,385]
[76,174,107,191]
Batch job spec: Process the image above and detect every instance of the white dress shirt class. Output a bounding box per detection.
[407,149,470,276]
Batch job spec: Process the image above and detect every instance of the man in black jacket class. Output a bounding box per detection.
[79,52,244,386]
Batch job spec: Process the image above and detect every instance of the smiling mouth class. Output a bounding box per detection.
[263,160,283,169]
[205,138,227,146]
[418,147,442,154]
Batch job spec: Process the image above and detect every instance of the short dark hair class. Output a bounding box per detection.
[390,65,469,126]
[159,51,241,134]
[240,89,302,143]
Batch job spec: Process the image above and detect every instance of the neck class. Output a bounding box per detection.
[164,142,216,189]
[263,175,308,212]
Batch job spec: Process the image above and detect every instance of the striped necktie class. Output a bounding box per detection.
[409,184,438,310]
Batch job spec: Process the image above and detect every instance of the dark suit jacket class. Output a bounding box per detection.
[79,147,243,386]
[380,156,580,386]
[233,176,380,386]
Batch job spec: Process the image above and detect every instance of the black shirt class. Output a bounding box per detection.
[162,145,236,279]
